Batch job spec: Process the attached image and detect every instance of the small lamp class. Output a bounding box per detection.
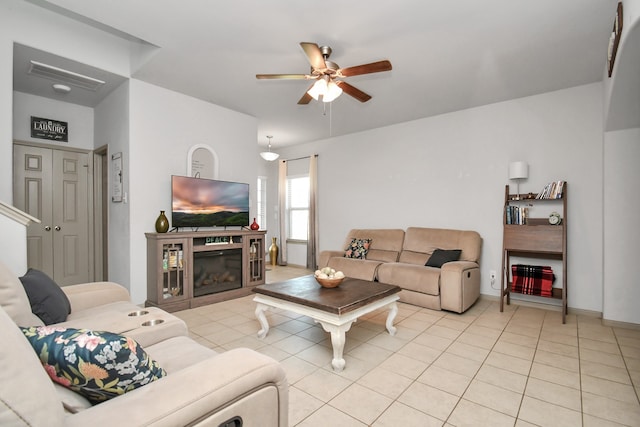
[509,161,529,200]
[260,135,279,161]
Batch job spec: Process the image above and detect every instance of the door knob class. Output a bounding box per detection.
[44,226,51,231]
[54,226,61,231]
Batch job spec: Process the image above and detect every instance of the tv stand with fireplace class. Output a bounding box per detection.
[145,230,266,312]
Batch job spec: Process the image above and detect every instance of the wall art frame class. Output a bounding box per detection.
[111,152,123,202]
[187,144,219,179]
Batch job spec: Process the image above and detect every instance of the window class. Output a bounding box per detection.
[257,176,267,230]
[287,175,309,241]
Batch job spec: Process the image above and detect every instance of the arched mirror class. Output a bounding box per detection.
[187,144,219,179]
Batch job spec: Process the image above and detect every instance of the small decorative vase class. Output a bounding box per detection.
[250,218,260,230]
[269,237,279,266]
[155,210,169,233]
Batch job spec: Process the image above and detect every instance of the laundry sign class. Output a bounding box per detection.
[30,116,68,142]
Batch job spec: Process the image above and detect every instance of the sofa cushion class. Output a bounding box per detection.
[398,250,430,265]
[402,227,482,263]
[327,257,383,281]
[365,249,401,263]
[54,383,92,413]
[20,268,71,325]
[344,238,371,259]
[377,263,441,296]
[145,335,217,373]
[425,249,462,268]
[0,261,44,327]
[341,229,405,262]
[21,326,167,404]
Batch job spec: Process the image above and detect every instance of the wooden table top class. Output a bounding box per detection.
[253,275,401,315]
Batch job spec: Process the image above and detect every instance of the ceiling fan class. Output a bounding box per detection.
[256,42,392,104]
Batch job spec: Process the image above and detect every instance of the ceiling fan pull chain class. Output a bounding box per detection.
[328,102,333,137]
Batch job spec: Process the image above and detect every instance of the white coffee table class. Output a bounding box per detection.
[253,275,400,372]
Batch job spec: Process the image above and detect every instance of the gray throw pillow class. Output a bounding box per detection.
[425,249,462,268]
[19,269,71,325]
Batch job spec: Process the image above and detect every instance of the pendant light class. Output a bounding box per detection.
[260,135,280,161]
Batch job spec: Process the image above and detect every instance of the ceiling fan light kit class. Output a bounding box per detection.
[307,75,343,102]
[256,42,392,105]
[260,135,280,161]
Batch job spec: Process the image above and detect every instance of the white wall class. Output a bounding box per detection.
[94,81,131,288]
[603,130,640,324]
[13,91,94,149]
[277,83,604,314]
[601,0,640,325]
[127,80,259,303]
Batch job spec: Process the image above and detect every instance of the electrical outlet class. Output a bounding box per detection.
[490,270,497,281]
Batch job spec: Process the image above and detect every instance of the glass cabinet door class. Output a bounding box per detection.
[248,237,264,285]
[161,242,187,301]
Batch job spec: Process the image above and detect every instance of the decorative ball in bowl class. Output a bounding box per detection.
[314,268,345,288]
[315,276,344,288]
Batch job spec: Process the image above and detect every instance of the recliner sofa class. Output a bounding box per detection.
[0,261,288,426]
[319,227,482,313]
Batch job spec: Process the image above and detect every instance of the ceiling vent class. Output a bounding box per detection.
[28,60,106,91]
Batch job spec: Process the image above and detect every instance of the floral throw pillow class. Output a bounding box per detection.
[21,326,166,404]
[344,238,372,259]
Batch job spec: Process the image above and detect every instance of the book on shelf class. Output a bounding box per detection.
[536,180,565,199]
[505,205,528,225]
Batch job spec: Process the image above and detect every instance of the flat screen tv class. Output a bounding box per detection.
[171,175,250,229]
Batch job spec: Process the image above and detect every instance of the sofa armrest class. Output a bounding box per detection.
[65,347,288,427]
[62,282,131,313]
[440,261,480,313]
[318,250,344,268]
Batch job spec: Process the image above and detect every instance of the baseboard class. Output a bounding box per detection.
[479,293,602,318]
[602,318,640,330]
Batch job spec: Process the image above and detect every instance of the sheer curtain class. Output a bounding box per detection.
[307,155,319,270]
[277,159,288,266]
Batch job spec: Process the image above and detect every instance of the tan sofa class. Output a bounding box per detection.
[319,227,482,313]
[0,261,288,427]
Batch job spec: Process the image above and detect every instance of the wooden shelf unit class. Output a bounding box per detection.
[500,184,568,323]
[146,230,266,312]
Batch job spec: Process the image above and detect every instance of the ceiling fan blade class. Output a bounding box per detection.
[300,42,326,70]
[335,81,372,102]
[256,74,309,80]
[297,92,313,105]
[339,60,392,77]
[297,83,315,104]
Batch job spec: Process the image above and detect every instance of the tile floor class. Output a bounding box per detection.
[173,266,640,426]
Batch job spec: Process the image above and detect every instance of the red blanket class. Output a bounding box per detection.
[511,265,554,297]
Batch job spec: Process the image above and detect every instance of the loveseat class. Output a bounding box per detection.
[319,227,482,313]
[0,261,288,426]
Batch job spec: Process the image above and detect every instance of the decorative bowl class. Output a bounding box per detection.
[315,276,344,288]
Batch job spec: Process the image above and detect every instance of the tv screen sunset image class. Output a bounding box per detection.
[171,176,249,228]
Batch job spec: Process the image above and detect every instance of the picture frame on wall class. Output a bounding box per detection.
[111,152,123,202]
[607,2,623,78]
[187,144,219,179]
